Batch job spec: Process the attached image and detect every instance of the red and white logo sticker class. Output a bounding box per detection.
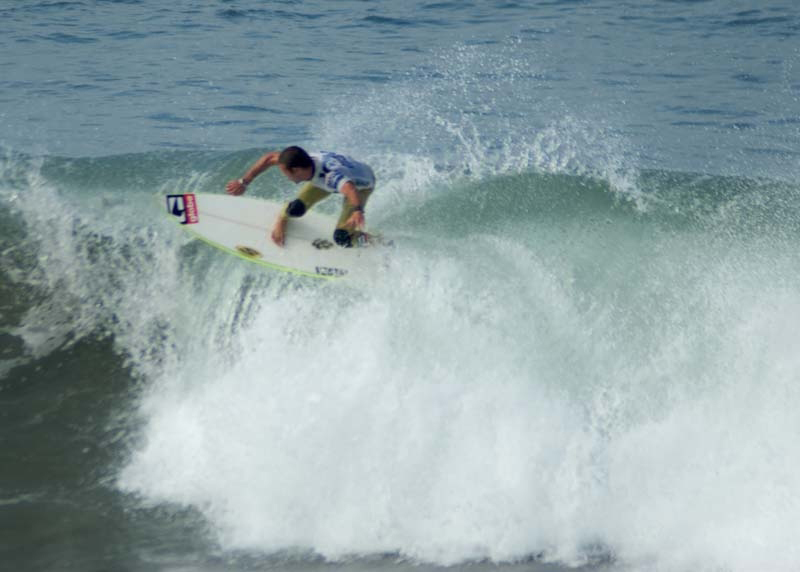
[166,193,199,225]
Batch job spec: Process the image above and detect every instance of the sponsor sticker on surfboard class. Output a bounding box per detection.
[166,193,199,225]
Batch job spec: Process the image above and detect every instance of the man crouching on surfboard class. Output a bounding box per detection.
[225,146,375,248]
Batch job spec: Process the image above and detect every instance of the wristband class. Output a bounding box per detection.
[353,205,364,213]
[238,178,249,187]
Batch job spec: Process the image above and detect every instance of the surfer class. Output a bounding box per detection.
[226,146,375,248]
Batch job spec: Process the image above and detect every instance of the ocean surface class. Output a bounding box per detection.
[2,1,800,571]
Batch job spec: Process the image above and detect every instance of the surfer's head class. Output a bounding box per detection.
[278,146,314,182]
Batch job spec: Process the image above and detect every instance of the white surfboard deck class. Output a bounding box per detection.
[165,192,385,279]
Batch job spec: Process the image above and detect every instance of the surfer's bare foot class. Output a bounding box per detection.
[271,216,287,246]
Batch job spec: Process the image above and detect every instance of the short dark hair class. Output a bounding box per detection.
[278,146,313,170]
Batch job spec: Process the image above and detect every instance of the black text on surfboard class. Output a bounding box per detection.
[315,266,348,277]
[166,193,199,225]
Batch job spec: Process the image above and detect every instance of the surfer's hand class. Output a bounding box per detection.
[226,179,247,196]
[346,210,365,230]
[271,217,287,247]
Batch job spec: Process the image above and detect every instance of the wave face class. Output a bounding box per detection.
[3,136,800,571]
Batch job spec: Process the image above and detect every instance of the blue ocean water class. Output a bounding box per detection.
[2,2,800,572]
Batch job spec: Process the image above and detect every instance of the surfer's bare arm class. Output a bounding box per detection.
[225,151,280,195]
[340,182,365,230]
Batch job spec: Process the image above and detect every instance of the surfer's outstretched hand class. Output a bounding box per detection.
[225,179,247,196]
[271,216,287,247]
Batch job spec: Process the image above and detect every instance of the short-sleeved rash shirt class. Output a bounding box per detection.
[309,151,375,193]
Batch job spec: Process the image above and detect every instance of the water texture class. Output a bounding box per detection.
[1,2,799,572]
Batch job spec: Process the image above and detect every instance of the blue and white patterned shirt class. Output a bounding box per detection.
[309,151,375,193]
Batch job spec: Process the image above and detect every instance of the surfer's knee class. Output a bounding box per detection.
[286,199,306,217]
[333,228,352,247]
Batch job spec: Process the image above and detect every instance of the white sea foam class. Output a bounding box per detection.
[118,215,800,571]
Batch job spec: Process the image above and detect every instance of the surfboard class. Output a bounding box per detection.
[164,192,386,279]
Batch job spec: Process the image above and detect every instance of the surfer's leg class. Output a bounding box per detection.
[284,183,329,218]
[334,187,373,247]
